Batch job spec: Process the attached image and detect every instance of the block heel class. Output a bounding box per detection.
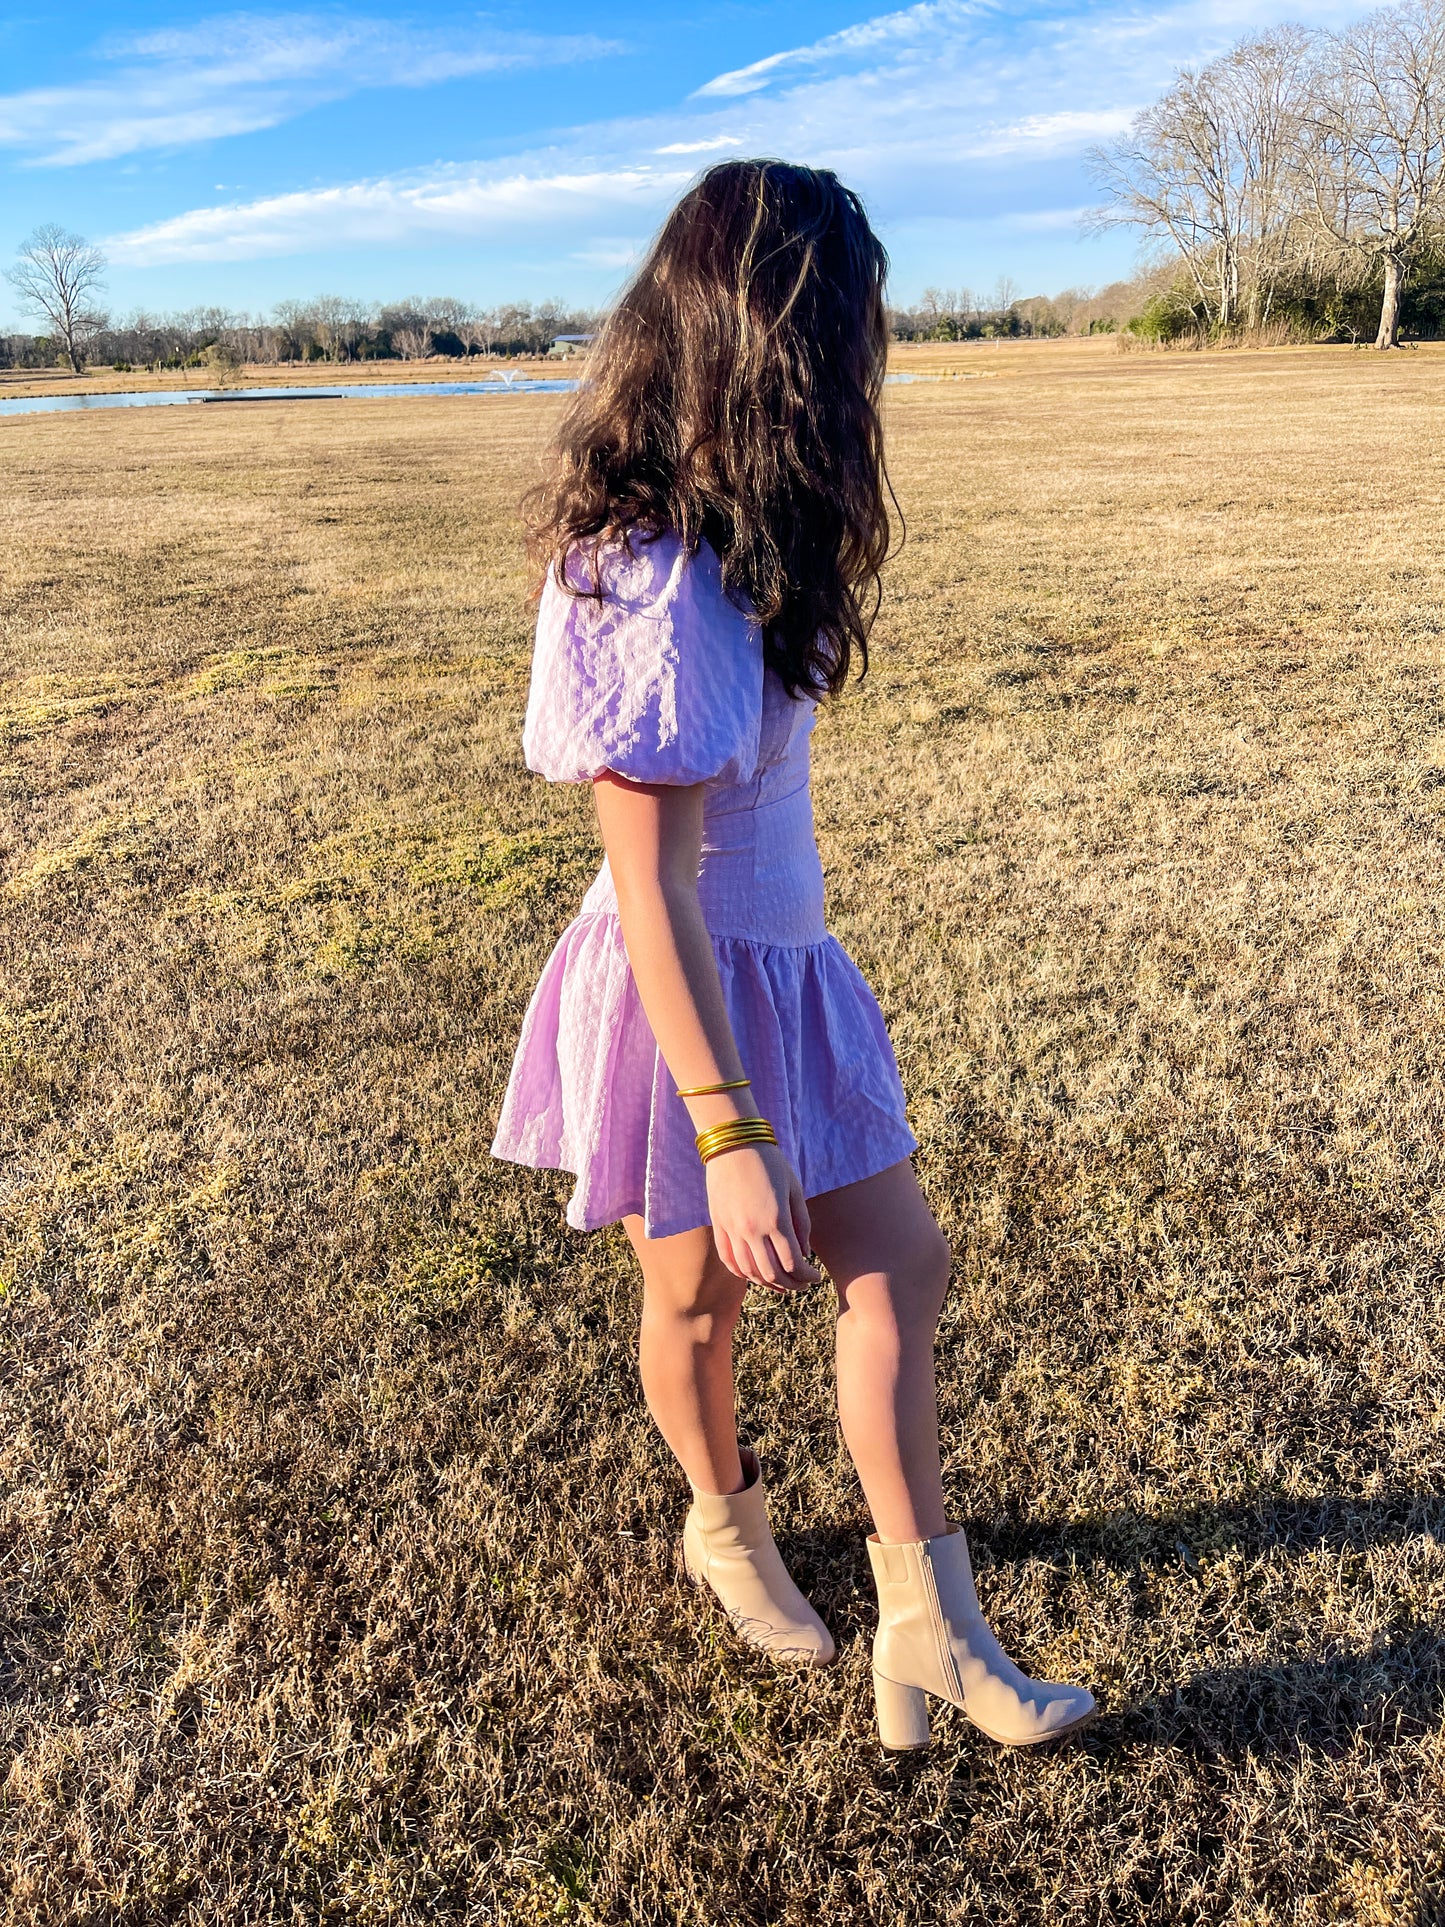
[874,1670,931,1750]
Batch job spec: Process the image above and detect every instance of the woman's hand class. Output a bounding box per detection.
[705,1143,822,1292]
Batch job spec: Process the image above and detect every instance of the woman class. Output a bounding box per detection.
[491,159,1094,1750]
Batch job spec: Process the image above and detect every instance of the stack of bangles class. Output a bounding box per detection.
[675,1076,780,1165]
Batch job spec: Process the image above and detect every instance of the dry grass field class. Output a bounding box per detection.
[5,340,1445,1924]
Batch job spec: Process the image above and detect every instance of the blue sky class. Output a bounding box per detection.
[0,0,1367,327]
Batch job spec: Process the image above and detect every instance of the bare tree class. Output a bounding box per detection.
[1050,286,1092,332]
[421,295,468,335]
[391,323,431,360]
[452,305,490,357]
[1300,0,1445,347]
[270,299,314,362]
[376,299,430,359]
[5,225,108,373]
[309,295,370,362]
[1088,30,1315,330]
[1014,294,1068,337]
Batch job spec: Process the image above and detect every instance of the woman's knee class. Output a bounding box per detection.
[639,1250,747,1337]
[840,1226,952,1337]
[896,1228,952,1331]
[810,1162,952,1332]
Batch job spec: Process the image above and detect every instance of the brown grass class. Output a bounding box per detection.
[4,348,1445,1924]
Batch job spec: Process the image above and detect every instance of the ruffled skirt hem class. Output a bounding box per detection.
[489,910,919,1242]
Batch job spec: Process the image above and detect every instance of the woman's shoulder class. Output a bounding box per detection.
[525,530,763,787]
[550,529,741,629]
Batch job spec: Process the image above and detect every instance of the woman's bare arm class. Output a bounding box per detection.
[593,771,820,1288]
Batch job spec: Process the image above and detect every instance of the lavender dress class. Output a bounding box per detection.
[489,531,918,1241]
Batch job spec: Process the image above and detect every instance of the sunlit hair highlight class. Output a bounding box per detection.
[523,159,894,697]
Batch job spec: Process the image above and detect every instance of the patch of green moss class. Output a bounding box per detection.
[0,674,128,744]
[0,997,71,1097]
[190,649,334,701]
[359,1228,521,1327]
[310,911,434,977]
[6,811,156,895]
[189,649,285,695]
[408,830,587,907]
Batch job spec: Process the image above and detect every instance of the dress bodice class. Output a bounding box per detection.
[581,667,826,945]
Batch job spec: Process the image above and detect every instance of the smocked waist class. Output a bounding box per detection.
[580,784,827,945]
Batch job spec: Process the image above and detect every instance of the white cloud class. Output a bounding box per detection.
[655,135,744,154]
[109,164,693,263]
[692,51,799,100]
[571,239,644,268]
[0,11,619,166]
[972,108,1138,156]
[693,0,988,97]
[956,203,1095,232]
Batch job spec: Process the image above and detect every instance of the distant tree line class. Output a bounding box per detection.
[1088,0,1445,348]
[6,255,1150,372]
[888,279,1144,342]
[0,277,602,372]
[0,264,1212,374]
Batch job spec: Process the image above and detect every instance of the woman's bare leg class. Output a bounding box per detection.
[623,1215,749,1497]
[805,1160,952,1545]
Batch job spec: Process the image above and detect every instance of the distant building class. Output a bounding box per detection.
[548,334,595,358]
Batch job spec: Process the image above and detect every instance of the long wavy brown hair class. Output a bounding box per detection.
[524,159,894,697]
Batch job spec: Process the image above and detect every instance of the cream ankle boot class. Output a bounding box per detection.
[683,1449,835,1667]
[867,1528,1095,1748]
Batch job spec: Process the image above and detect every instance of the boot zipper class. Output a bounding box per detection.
[921,1549,963,1704]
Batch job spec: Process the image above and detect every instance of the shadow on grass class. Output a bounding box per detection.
[985,1488,1445,1573]
[1090,1628,1445,1762]
[777,1493,1445,1763]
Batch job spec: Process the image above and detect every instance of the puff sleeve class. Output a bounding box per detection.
[522,531,763,786]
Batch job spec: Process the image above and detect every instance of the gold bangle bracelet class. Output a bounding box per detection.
[676,1076,752,1098]
[695,1117,778,1164]
[694,1117,774,1150]
[695,1119,774,1149]
[696,1128,778,1165]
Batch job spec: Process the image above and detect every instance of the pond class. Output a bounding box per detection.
[0,377,582,419]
